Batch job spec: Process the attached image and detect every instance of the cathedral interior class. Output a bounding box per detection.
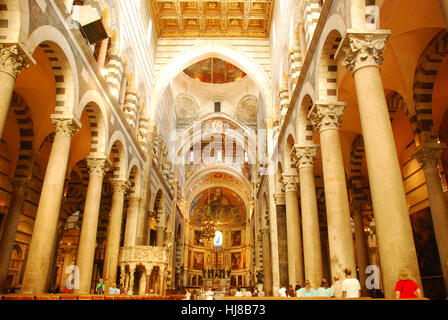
[0,0,447,300]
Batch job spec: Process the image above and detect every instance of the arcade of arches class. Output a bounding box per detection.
[0,0,447,300]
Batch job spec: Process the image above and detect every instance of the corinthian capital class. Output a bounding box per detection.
[338,30,391,73]
[9,177,31,196]
[292,145,319,169]
[51,115,81,137]
[86,156,110,177]
[110,179,131,195]
[0,45,30,79]
[308,102,346,133]
[410,143,446,169]
[260,227,270,238]
[281,174,299,192]
[127,196,140,208]
[273,193,286,205]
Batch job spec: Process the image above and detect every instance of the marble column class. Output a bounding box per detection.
[339,30,421,297]
[351,201,369,296]
[411,143,448,296]
[308,102,356,280]
[128,264,136,294]
[21,116,80,294]
[156,225,166,247]
[74,156,109,295]
[281,174,304,287]
[124,196,140,247]
[294,145,323,288]
[260,227,273,296]
[103,179,130,291]
[0,178,30,290]
[0,45,30,138]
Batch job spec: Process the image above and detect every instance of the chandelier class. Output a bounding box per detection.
[199,216,216,246]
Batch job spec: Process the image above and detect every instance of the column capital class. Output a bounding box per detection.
[308,102,346,133]
[110,179,131,195]
[336,30,391,73]
[86,156,111,177]
[127,196,140,208]
[9,177,31,196]
[410,143,446,169]
[0,44,33,79]
[51,115,81,137]
[273,193,286,205]
[281,174,299,192]
[292,145,320,169]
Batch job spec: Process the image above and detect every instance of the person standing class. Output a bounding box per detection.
[297,279,317,297]
[342,268,361,298]
[278,284,287,297]
[394,269,423,299]
[316,278,335,298]
[95,279,105,294]
[331,274,343,298]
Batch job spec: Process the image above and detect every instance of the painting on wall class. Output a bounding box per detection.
[231,230,241,247]
[193,252,204,270]
[194,230,203,246]
[231,252,241,270]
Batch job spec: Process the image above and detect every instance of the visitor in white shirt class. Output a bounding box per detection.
[278,284,287,297]
[342,268,361,298]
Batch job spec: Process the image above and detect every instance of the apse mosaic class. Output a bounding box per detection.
[183,58,247,84]
[189,186,245,227]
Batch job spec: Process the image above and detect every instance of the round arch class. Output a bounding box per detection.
[149,42,272,120]
[108,131,129,180]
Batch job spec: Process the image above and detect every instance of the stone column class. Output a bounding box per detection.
[156,225,166,247]
[339,30,421,297]
[308,102,356,279]
[103,179,130,291]
[124,196,140,247]
[274,193,289,288]
[351,201,369,296]
[411,143,448,296]
[21,116,80,294]
[73,156,109,294]
[294,145,323,288]
[281,174,304,287]
[0,45,30,138]
[0,178,30,290]
[260,227,273,296]
[128,264,136,294]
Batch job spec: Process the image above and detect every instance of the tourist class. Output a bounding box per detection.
[331,274,343,298]
[316,278,334,298]
[235,287,242,297]
[206,288,215,300]
[95,278,105,294]
[258,288,265,297]
[109,283,118,295]
[394,269,422,299]
[253,288,258,296]
[278,284,287,297]
[342,268,361,298]
[184,289,191,300]
[287,284,296,297]
[297,279,316,297]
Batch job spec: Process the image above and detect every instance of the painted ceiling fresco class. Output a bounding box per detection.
[183,58,247,84]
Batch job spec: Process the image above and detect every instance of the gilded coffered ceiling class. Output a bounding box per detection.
[149,0,274,38]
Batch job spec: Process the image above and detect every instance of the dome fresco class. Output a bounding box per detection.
[183,58,247,84]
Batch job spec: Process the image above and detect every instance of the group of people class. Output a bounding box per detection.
[278,268,422,299]
[235,287,265,297]
[94,279,131,295]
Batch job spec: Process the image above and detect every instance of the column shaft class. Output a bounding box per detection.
[261,228,273,296]
[320,127,356,278]
[299,166,323,288]
[156,226,165,247]
[103,180,129,291]
[124,197,140,247]
[97,38,109,70]
[284,186,304,286]
[74,158,107,294]
[353,66,421,297]
[21,118,79,294]
[352,206,369,296]
[0,180,29,290]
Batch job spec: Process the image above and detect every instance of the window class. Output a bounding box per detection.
[214,101,221,113]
